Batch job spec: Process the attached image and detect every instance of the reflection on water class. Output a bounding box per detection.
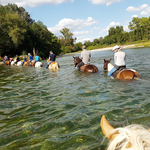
[0,48,150,150]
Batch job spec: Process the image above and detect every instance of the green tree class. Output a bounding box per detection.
[5,3,34,24]
[60,27,74,46]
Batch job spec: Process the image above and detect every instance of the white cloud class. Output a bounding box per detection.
[141,11,149,15]
[0,0,74,7]
[48,17,98,35]
[73,31,90,36]
[99,21,120,33]
[93,27,101,30]
[77,37,93,43]
[132,15,138,18]
[89,0,123,6]
[126,4,148,12]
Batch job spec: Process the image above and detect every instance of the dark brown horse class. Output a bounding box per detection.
[103,59,140,80]
[73,56,98,73]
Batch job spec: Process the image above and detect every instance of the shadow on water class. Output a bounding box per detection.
[0,48,150,150]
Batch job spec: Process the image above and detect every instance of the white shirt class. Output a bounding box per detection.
[114,51,126,66]
[81,49,91,64]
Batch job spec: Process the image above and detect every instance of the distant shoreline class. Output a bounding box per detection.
[88,44,139,52]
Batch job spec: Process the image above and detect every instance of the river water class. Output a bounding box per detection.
[0,47,150,150]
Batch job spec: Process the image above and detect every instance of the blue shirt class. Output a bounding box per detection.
[29,55,33,61]
[35,56,40,61]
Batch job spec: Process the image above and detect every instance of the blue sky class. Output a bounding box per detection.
[1,0,150,43]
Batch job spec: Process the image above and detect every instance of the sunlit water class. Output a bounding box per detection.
[0,48,150,150]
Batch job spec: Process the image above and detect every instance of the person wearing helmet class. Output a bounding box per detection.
[108,45,126,77]
[28,53,33,64]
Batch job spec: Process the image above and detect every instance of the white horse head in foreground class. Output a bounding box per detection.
[101,115,150,150]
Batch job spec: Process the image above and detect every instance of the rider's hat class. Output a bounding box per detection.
[112,45,120,51]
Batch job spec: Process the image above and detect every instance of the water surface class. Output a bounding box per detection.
[0,48,150,150]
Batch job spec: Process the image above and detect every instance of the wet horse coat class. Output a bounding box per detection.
[73,56,98,73]
[103,59,140,80]
[47,59,60,71]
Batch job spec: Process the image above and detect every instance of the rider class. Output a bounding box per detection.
[46,51,56,69]
[28,53,33,64]
[77,45,91,71]
[35,53,40,61]
[22,55,27,66]
[108,45,126,77]
[3,55,8,64]
[15,55,20,65]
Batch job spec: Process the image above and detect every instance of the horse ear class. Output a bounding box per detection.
[108,59,111,62]
[104,59,106,62]
[73,56,75,59]
[100,115,119,141]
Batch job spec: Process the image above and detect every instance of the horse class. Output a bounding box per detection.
[4,60,11,65]
[103,59,140,80]
[15,60,29,66]
[100,115,150,150]
[47,59,60,71]
[73,56,98,73]
[34,61,43,68]
[10,60,15,65]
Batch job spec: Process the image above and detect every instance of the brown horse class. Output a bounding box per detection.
[4,60,11,65]
[47,59,60,71]
[73,56,98,73]
[21,60,29,66]
[28,60,36,66]
[103,59,140,80]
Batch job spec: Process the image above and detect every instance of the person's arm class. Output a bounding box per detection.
[114,54,117,64]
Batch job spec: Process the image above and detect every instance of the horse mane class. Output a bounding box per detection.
[75,57,82,63]
[107,124,150,150]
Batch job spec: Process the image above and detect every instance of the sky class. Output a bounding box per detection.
[1,0,150,43]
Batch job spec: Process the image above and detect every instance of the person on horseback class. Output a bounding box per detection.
[22,55,27,66]
[28,53,33,65]
[3,55,8,64]
[77,45,91,71]
[34,53,40,62]
[108,45,126,77]
[15,55,20,65]
[46,51,56,69]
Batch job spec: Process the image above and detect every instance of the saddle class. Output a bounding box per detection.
[112,67,126,78]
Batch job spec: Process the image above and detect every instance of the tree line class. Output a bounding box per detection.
[0,3,61,59]
[0,3,150,59]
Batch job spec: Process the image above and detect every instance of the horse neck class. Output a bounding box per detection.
[107,63,114,72]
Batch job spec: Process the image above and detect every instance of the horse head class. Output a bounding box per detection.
[73,56,82,67]
[103,59,111,70]
[101,115,150,150]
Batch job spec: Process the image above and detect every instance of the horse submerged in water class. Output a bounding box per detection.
[103,59,140,80]
[100,115,150,150]
[47,59,60,71]
[73,56,98,73]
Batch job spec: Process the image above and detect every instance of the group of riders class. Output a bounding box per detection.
[76,45,126,77]
[3,45,125,76]
[3,51,56,68]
